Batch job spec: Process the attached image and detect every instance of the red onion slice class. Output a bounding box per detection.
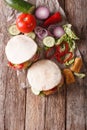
[34,26,48,39]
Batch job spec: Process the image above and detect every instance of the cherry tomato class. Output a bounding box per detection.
[16,13,36,33]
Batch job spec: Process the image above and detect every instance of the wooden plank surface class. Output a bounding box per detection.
[65,0,87,130]
[0,0,87,130]
[0,1,26,130]
[25,1,65,130]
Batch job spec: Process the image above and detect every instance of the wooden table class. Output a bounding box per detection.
[0,0,87,130]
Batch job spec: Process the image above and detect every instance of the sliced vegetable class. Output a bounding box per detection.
[63,52,73,63]
[16,13,36,33]
[63,24,79,40]
[55,42,69,56]
[48,24,58,35]
[35,6,50,20]
[55,52,72,64]
[8,24,20,36]
[56,34,67,45]
[43,36,55,47]
[43,12,62,27]
[25,32,36,39]
[34,26,48,39]
[53,26,65,38]
[4,0,35,13]
[8,62,24,70]
[74,72,86,79]
[65,58,74,66]
[54,42,73,63]
[31,87,40,95]
[56,33,76,57]
[34,26,42,35]
[45,47,55,59]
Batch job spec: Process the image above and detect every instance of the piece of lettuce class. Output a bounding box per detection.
[74,72,86,79]
[63,24,79,40]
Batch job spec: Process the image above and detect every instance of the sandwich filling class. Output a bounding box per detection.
[8,52,39,70]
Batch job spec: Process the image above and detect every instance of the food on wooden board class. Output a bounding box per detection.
[63,69,75,84]
[70,57,83,73]
[4,0,85,92]
[5,35,39,70]
[27,60,64,95]
[4,0,35,13]
[16,13,36,33]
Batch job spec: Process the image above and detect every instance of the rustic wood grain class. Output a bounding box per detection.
[0,0,87,130]
[0,1,26,130]
[65,0,87,129]
[25,89,46,130]
[25,87,65,130]
[25,1,65,130]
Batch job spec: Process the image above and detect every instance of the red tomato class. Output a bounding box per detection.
[16,13,36,33]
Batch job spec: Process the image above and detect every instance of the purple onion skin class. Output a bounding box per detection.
[34,26,48,40]
[35,6,50,20]
[53,26,65,38]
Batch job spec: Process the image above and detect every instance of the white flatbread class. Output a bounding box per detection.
[5,35,37,64]
[27,60,62,91]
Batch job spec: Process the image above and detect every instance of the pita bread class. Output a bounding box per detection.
[27,60,62,91]
[5,35,37,64]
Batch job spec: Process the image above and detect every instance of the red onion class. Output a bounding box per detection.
[53,26,65,38]
[48,24,58,35]
[35,6,50,20]
[34,26,48,39]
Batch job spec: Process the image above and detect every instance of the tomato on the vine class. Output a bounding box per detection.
[16,13,36,33]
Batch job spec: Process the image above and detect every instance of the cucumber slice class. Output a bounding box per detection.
[31,87,40,95]
[8,24,20,36]
[25,32,36,39]
[43,36,55,47]
[4,0,35,13]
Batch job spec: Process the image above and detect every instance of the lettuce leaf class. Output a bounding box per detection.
[63,24,79,40]
[74,72,86,79]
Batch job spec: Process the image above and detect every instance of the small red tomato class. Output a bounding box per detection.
[16,13,36,33]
